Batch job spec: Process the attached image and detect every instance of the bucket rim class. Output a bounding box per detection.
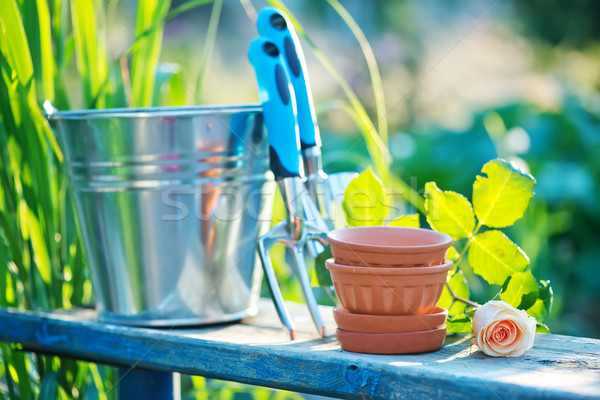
[47,103,262,120]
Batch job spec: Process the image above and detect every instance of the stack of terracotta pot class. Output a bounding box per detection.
[326,226,453,354]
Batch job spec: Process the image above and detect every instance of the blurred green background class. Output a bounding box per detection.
[1,0,599,398]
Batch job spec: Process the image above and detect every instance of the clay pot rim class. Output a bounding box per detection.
[325,258,453,275]
[327,227,452,253]
[336,326,447,337]
[334,305,448,320]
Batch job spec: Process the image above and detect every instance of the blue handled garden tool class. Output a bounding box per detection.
[248,37,328,340]
[257,8,334,231]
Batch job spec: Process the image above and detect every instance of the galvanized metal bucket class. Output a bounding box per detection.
[49,105,274,326]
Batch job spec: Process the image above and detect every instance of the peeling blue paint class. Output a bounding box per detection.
[35,319,69,345]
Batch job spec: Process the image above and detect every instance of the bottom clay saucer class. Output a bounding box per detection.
[333,306,448,334]
[336,327,447,354]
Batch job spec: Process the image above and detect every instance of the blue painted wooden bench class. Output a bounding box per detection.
[1,299,599,399]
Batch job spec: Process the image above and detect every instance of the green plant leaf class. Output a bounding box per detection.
[536,322,550,334]
[154,64,188,106]
[163,70,188,106]
[70,0,109,108]
[0,0,36,98]
[527,280,553,321]
[25,206,51,284]
[437,270,470,315]
[468,230,529,285]
[314,246,333,287]
[446,314,472,334]
[10,351,33,400]
[446,246,459,263]
[501,271,539,309]
[491,291,503,301]
[22,0,55,102]
[38,372,59,400]
[343,167,386,226]
[425,182,475,239]
[472,159,535,228]
[130,0,171,107]
[388,213,419,228]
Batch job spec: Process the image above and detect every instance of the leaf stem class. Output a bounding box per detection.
[445,282,480,308]
[455,221,483,267]
[447,221,483,310]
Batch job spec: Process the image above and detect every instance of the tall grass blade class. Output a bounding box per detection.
[1,345,16,399]
[10,351,34,400]
[70,0,108,108]
[38,371,59,400]
[195,0,223,102]
[89,364,108,400]
[21,0,56,103]
[324,0,388,145]
[51,0,72,110]
[25,207,52,284]
[155,64,190,106]
[0,0,36,98]
[167,0,214,20]
[130,0,172,107]
[123,0,214,59]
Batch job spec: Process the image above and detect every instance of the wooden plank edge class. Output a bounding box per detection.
[1,308,598,399]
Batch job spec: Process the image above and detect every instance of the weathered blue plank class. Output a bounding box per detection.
[0,300,599,400]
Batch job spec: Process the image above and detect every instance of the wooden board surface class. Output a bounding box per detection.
[1,300,599,400]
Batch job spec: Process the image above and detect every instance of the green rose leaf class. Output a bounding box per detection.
[437,270,470,315]
[491,291,503,301]
[468,230,529,285]
[527,280,553,322]
[388,213,420,228]
[446,246,460,274]
[425,182,475,239]
[314,245,333,287]
[501,271,539,309]
[446,246,460,263]
[446,314,472,334]
[343,167,386,226]
[472,159,535,228]
[536,322,550,334]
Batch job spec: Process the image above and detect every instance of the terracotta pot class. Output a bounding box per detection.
[336,327,447,354]
[326,259,452,315]
[327,226,452,267]
[333,306,448,334]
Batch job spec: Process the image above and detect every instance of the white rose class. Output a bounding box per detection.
[471,300,537,357]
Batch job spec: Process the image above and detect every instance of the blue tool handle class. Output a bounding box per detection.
[248,37,301,178]
[257,7,321,150]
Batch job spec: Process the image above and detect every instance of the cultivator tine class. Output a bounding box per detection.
[289,232,327,337]
[257,219,328,339]
[257,227,296,340]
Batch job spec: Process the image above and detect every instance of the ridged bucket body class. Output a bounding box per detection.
[50,105,274,326]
